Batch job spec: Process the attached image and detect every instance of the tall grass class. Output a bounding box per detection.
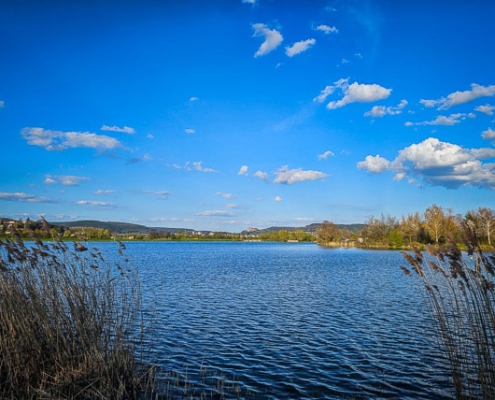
[0,234,156,399]
[401,226,495,399]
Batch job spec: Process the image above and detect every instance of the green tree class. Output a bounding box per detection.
[316,221,340,245]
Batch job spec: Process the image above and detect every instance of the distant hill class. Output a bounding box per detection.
[240,223,365,236]
[51,220,197,235]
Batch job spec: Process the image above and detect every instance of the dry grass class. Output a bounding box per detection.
[401,226,495,399]
[0,234,156,399]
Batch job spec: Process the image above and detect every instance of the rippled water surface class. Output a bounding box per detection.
[108,242,453,399]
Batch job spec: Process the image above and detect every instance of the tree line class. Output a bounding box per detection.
[316,204,495,249]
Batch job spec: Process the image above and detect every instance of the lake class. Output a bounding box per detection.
[106,241,453,399]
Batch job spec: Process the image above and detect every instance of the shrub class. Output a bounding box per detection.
[0,235,155,399]
[401,227,495,399]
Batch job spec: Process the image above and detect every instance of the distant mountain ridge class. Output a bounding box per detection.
[29,219,364,235]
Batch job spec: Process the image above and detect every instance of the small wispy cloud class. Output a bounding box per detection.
[252,23,283,57]
[76,200,115,208]
[314,78,391,109]
[21,127,123,151]
[174,161,218,173]
[420,83,495,110]
[195,210,235,217]
[0,191,55,203]
[254,171,269,181]
[95,189,115,195]
[0,100,4,108]
[238,165,249,175]
[141,190,170,200]
[274,196,283,202]
[318,150,334,160]
[364,100,408,117]
[184,128,196,134]
[101,125,135,134]
[216,192,233,199]
[274,166,328,184]
[314,24,338,34]
[285,38,316,57]
[405,112,475,126]
[44,175,89,186]
[476,104,495,116]
[189,96,199,102]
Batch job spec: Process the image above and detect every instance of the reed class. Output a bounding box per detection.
[401,226,495,399]
[0,234,156,399]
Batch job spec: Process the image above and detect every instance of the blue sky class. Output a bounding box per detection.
[1,0,495,232]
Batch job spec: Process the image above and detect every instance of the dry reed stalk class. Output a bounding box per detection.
[401,226,495,399]
[0,233,157,399]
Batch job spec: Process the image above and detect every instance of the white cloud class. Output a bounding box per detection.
[184,128,196,134]
[315,24,338,34]
[421,83,495,110]
[174,161,218,173]
[313,85,336,103]
[44,175,89,186]
[141,190,170,199]
[254,170,269,181]
[285,38,316,57]
[95,189,115,195]
[76,200,115,208]
[390,137,495,189]
[318,150,334,160]
[101,125,135,134]
[476,104,495,116]
[21,127,122,151]
[0,100,4,108]
[242,0,257,3]
[482,128,495,140]
[0,191,54,203]
[274,166,328,184]
[364,100,408,117]
[196,210,234,217]
[252,23,283,57]
[316,78,392,109]
[216,192,233,199]
[238,165,249,175]
[274,196,283,202]
[357,155,390,173]
[406,112,475,126]
[189,96,199,102]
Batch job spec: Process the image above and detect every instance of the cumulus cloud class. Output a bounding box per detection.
[406,113,475,126]
[390,138,495,189]
[314,24,338,34]
[285,38,316,57]
[357,155,390,173]
[476,104,495,115]
[315,78,391,109]
[318,150,334,160]
[274,166,328,184]
[252,23,283,57]
[238,165,249,175]
[21,127,122,151]
[482,128,495,140]
[0,191,54,203]
[101,125,135,134]
[44,175,89,186]
[253,171,268,181]
[274,196,283,202]
[364,100,408,117]
[421,83,495,110]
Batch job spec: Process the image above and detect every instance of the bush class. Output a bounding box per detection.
[401,227,495,399]
[0,235,155,399]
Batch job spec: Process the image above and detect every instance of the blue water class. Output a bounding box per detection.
[105,241,453,399]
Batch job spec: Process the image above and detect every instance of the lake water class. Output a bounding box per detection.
[106,241,453,399]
